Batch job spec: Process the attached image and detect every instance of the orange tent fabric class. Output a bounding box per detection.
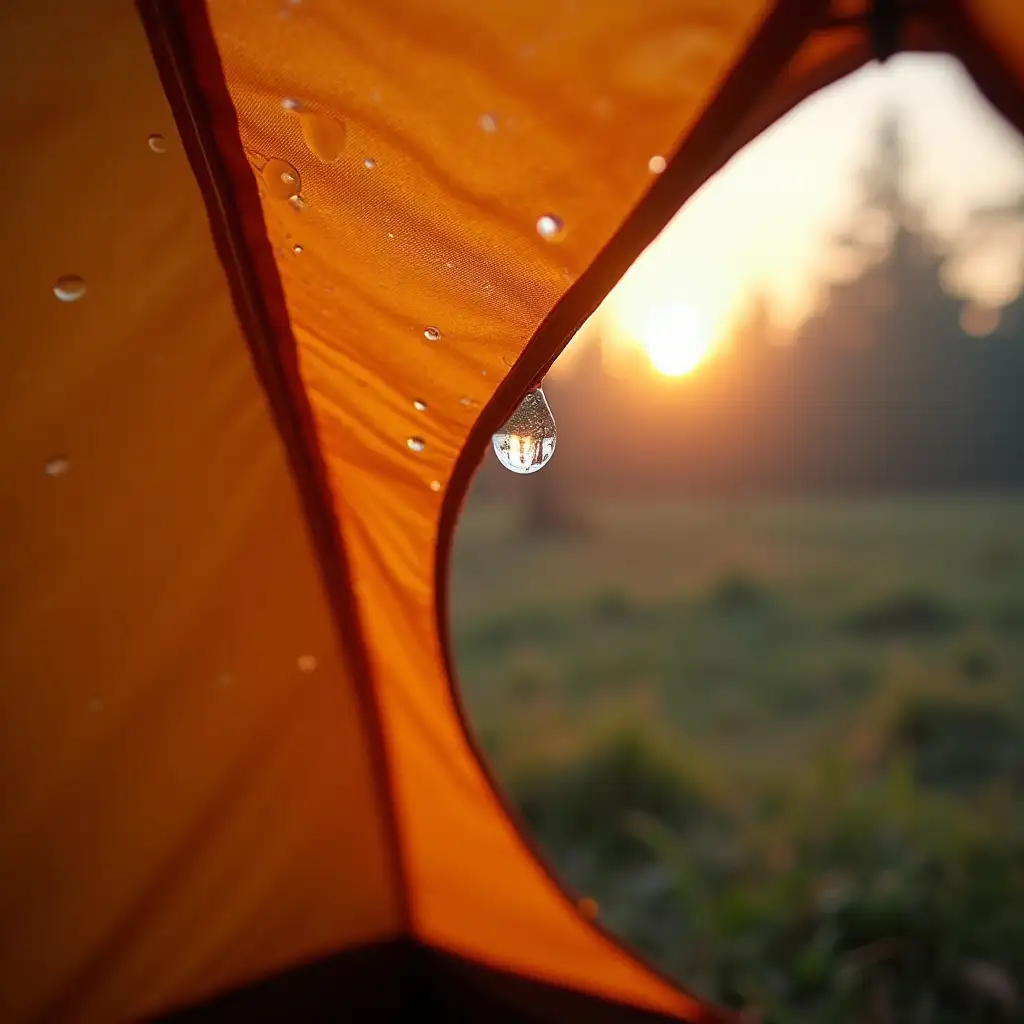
[2,0,1022,1021]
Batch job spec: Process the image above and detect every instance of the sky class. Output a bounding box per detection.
[570,54,1024,376]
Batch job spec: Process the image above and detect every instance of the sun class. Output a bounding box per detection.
[632,300,715,376]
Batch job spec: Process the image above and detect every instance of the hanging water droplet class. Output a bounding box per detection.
[648,154,667,174]
[297,654,318,673]
[281,97,303,111]
[423,326,441,342]
[300,112,347,162]
[406,436,426,452]
[413,399,428,412]
[45,456,70,476]
[148,134,167,153]
[479,112,498,133]
[536,214,564,240]
[289,194,308,211]
[261,158,301,200]
[292,244,303,254]
[53,275,85,302]
[492,387,556,475]
[430,480,442,492]
[363,157,376,169]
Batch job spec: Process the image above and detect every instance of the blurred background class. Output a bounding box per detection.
[452,54,1024,1022]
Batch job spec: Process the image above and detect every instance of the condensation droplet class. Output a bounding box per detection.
[387,232,395,240]
[423,326,441,342]
[289,194,308,211]
[363,157,376,169]
[536,214,564,240]
[648,154,667,174]
[479,112,498,133]
[297,654,318,673]
[148,134,167,153]
[459,396,471,407]
[292,244,304,254]
[45,456,70,477]
[430,480,442,492]
[281,97,303,111]
[406,436,426,452]
[413,399,428,412]
[53,275,86,302]
[262,158,301,200]
[492,387,556,474]
[300,112,347,162]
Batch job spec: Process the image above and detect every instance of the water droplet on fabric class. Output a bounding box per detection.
[492,387,556,474]
[459,396,471,407]
[413,399,428,412]
[387,232,394,240]
[536,214,564,240]
[300,112,347,162]
[289,194,308,211]
[45,456,70,476]
[479,113,498,133]
[406,436,426,452]
[430,480,442,492]
[363,157,376,169]
[292,244,303,254]
[281,97,303,111]
[53,276,86,302]
[297,655,318,673]
[262,158,301,200]
[648,154,667,174]
[423,326,441,342]
[148,134,167,153]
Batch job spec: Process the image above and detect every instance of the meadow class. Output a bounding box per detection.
[451,493,1024,1022]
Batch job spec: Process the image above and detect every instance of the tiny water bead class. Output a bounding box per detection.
[147,133,167,153]
[281,97,303,111]
[648,154,667,174]
[53,275,86,302]
[406,436,426,452]
[297,654,318,673]
[292,244,304,255]
[363,157,376,169]
[479,112,498,133]
[413,399,428,412]
[536,214,564,240]
[492,387,556,475]
[289,194,308,211]
[430,480,442,492]
[45,456,70,476]
[261,158,301,200]
[423,326,441,342]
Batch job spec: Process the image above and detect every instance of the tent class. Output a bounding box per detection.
[2,0,1022,1020]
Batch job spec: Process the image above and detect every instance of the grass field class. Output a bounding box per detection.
[451,494,1024,1022]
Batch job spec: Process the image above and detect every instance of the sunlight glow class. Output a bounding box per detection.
[614,299,715,377]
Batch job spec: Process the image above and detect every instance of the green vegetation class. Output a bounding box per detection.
[452,496,1024,1022]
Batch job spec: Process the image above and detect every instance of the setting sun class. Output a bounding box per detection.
[631,301,716,376]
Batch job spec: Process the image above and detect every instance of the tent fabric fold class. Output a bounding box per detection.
[2,0,1023,1020]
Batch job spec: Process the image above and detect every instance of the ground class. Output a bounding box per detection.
[451,494,1024,1022]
